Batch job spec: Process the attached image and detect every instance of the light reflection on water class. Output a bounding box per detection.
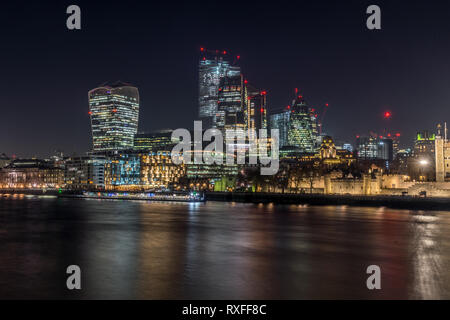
[0,197,450,299]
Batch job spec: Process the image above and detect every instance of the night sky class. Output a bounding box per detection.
[1,0,450,157]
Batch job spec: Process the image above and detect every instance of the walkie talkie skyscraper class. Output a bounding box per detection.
[88,81,140,152]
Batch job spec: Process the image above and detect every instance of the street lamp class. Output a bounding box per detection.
[418,159,429,181]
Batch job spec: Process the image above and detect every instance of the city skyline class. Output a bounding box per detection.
[2,0,450,157]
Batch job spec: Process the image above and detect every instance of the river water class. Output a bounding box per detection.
[1,195,450,299]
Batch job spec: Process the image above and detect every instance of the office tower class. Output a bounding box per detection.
[64,155,107,189]
[387,133,401,159]
[377,138,394,161]
[133,129,179,151]
[356,136,379,159]
[356,135,393,161]
[217,73,244,130]
[406,130,437,181]
[269,107,291,148]
[245,83,267,142]
[342,143,354,153]
[414,131,436,156]
[198,48,240,128]
[287,95,319,153]
[89,81,140,152]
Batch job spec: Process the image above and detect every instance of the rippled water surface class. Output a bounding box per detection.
[1,195,450,299]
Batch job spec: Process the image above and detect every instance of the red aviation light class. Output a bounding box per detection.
[287,105,291,109]
[261,91,267,95]
[325,103,329,107]
[237,55,240,60]
[88,111,92,115]
[295,88,298,94]
[298,95,303,99]
[244,79,248,84]
[387,133,391,137]
[200,47,205,52]
[356,135,360,138]
[260,108,264,113]
[203,57,206,61]
[223,50,227,55]
[384,111,392,119]
[396,133,401,137]
[311,108,315,112]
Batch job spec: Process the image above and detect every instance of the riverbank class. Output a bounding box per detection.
[205,192,450,211]
[2,189,450,211]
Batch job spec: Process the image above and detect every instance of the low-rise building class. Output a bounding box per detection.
[64,155,106,190]
[0,159,64,189]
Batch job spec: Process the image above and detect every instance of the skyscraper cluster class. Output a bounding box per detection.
[198,48,268,145]
[4,48,450,196]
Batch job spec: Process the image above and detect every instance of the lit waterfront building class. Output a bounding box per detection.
[105,152,141,188]
[287,95,319,153]
[141,151,186,189]
[0,159,64,189]
[64,155,106,190]
[89,81,140,152]
[198,48,240,128]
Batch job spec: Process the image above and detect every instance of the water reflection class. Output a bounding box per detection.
[0,197,450,299]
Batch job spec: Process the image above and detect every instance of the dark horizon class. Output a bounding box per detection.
[1,0,450,158]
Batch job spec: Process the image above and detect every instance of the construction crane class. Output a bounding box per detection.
[318,103,329,135]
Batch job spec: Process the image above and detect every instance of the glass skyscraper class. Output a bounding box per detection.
[245,84,267,142]
[356,135,393,161]
[198,49,240,128]
[287,95,318,153]
[269,107,290,148]
[89,81,140,152]
[217,73,244,131]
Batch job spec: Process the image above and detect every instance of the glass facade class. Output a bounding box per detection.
[64,155,106,189]
[133,130,179,151]
[89,81,140,152]
[199,51,240,128]
[287,96,318,153]
[356,136,393,161]
[269,108,290,148]
[105,152,141,187]
[217,73,245,133]
[245,84,267,142]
